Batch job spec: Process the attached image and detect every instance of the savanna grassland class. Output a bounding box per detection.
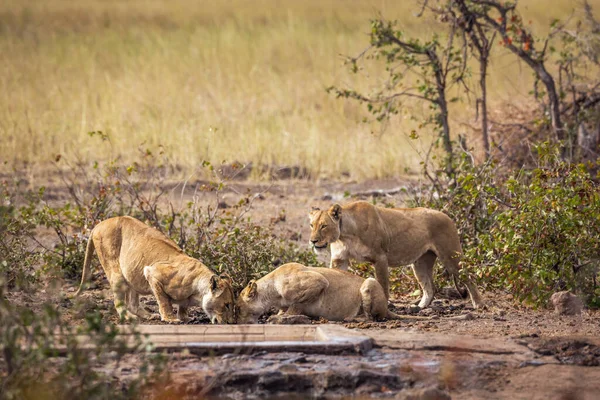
[2,2,600,398]
[0,0,592,179]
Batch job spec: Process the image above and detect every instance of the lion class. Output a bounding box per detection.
[308,201,484,309]
[75,216,235,324]
[236,262,429,323]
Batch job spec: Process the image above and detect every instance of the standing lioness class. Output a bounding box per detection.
[309,201,483,309]
[76,216,235,323]
[236,263,404,323]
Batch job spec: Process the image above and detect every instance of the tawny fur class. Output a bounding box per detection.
[75,216,235,323]
[309,201,484,309]
[236,262,428,323]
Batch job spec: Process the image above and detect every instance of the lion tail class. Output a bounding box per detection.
[74,233,96,296]
[385,309,432,321]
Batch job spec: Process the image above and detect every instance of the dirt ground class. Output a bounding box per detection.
[11,175,600,398]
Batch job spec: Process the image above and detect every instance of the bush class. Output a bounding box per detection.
[0,179,166,399]
[0,180,43,290]
[1,145,319,397]
[159,185,322,293]
[411,143,600,307]
[0,278,165,399]
[487,145,600,305]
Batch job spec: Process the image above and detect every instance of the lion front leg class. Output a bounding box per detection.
[109,276,138,322]
[144,266,180,323]
[331,258,349,271]
[373,258,390,300]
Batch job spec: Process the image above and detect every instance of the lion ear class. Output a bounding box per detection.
[247,280,258,298]
[219,273,232,283]
[328,204,342,221]
[210,275,220,293]
[309,207,320,218]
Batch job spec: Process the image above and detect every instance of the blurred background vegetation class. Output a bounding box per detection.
[1,0,595,179]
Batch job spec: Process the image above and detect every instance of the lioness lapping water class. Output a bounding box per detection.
[75,216,235,323]
[236,262,419,323]
[308,201,483,309]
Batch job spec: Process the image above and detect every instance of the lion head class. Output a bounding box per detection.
[202,274,235,324]
[308,204,342,253]
[235,280,264,324]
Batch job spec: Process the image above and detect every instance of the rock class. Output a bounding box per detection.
[396,387,452,400]
[418,308,435,317]
[437,286,464,299]
[448,313,474,321]
[550,291,583,316]
[407,305,421,314]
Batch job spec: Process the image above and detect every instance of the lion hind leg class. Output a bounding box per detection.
[413,251,436,309]
[177,304,189,323]
[109,274,136,321]
[127,290,151,319]
[360,278,388,321]
[277,270,329,305]
[439,251,485,309]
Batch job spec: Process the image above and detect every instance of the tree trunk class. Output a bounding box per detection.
[437,89,454,176]
[479,59,491,159]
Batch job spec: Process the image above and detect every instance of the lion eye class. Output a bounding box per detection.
[310,223,314,228]
[320,224,327,230]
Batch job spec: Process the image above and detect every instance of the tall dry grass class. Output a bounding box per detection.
[0,0,595,179]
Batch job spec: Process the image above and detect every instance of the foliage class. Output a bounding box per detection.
[350,262,420,300]
[410,143,600,307]
[488,145,600,305]
[0,141,319,396]
[165,174,322,292]
[188,221,320,293]
[2,140,321,291]
[0,180,41,290]
[1,171,168,399]
[0,277,165,399]
[332,0,600,307]
[328,15,471,174]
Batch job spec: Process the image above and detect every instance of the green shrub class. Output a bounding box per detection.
[167,191,321,293]
[0,278,165,399]
[486,145,600,305]
[411,143,600,307]
[0,181,43,290]
[1,146,320,397]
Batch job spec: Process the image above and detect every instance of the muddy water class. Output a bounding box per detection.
[154,348,478,399]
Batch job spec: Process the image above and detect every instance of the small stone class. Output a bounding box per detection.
[407,305,421,314]
[550,291,583,316]
[418,308,435,316]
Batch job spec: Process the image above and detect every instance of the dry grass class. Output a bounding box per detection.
[0,0,596,179]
